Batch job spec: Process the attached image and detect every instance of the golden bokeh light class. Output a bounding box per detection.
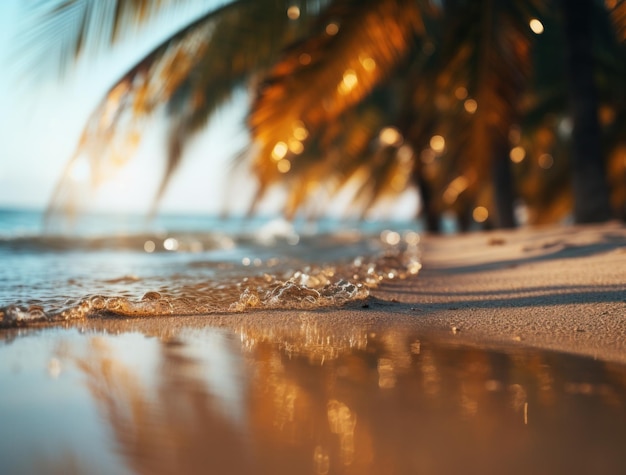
[338,69,358,95]
[473,206,489,223]
[271,141,289,161]
[287,6,300,20]
[277,159,291,173]
[529,18,544,35]
[288,139,304,155]
[326,22,340,36]
[292,121,309,141]
[455,86,468,100]
[379,127,403,146]
[342,69,358,88]
[359,56,376,72]
[464,99,478,114]
[510,146,526,163]
[429,135,445,153]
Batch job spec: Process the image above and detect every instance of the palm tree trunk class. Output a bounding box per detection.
[491,138,516,228]
[559,0,612,223]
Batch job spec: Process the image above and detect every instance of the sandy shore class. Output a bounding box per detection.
[50,221,625,364]
[370,221,626,363]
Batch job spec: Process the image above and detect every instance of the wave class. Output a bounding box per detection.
[0,229,422,327]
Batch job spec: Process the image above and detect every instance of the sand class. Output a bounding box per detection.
[373,221,626,363]
[52,221,626,365]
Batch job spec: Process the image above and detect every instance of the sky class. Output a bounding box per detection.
[0,0,418,219]
[0,0,249,215]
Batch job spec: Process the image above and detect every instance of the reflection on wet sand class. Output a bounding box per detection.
[67,323,626,474]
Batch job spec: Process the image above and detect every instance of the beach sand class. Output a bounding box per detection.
[61,221,626,364]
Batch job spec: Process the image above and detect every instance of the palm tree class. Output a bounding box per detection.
[17,0,626,231]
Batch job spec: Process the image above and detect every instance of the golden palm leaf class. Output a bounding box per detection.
[608,0,626,41]
[249,0,424,216]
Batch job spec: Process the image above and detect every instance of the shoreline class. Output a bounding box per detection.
[2,222,625,364]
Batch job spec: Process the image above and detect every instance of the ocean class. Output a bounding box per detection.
[0,207,422,326]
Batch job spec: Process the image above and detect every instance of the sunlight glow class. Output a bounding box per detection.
[529,18,544,35]
[143,240,156,253]
[271,142,289,161]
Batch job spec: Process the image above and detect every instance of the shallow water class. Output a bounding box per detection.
[0,209,421,326]
[2,324,626,475]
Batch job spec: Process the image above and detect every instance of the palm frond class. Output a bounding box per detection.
[153,0,324,207]
[15,0,219,79]
[247,0,426,215]
[429,0,538,224]
[608,0,626,41]
[45,1,248,218]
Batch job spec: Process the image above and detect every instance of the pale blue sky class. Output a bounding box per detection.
[0,0,249,214]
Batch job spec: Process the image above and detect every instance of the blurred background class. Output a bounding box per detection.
[0,0,625,232]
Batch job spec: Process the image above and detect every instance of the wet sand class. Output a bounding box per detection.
[29,221,625,364]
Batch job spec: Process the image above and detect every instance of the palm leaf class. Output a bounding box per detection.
[153,0,324,208]
[15,0,219,79]
[247,0,426,215]
[44,1,249,218]
[428,0,540,225]
[608,0,626,41]
[44,0,335,219]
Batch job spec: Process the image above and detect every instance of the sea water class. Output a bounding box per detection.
[0,208,422,326]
